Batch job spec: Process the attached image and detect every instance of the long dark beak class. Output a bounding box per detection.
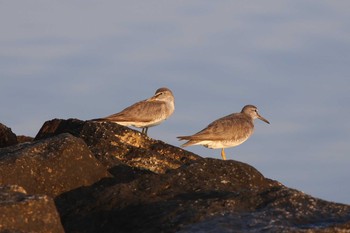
[258,114,270,124]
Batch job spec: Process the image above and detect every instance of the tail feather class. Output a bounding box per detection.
[177,135,192,141]
[177,136,199,147]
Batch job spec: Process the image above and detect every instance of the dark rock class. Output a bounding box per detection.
[55,158,350,233]
[34,118,85,140]
[0,185,64,233]
[0,133,111,197]
[35,118,201,173]
[3,117,350,232]
[178,186,350,232]
[0,123,17,148]
[16,135,33,143]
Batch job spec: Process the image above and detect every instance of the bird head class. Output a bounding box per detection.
[242,105,270,124]
[152,87,174,102]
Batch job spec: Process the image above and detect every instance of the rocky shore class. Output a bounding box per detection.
[1,120,350,232]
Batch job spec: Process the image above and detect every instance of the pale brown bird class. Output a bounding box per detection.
[177,105,269,160]
[93,87,175,135]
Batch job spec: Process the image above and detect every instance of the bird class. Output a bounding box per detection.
[92,87,175,135]
[177,105,269,160]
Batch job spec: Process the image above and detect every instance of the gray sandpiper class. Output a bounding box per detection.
[92,87,175,135]
[177,105,269,160]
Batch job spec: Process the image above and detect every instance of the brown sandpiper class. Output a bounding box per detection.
[177,105,269,160]
[92,87,175,135]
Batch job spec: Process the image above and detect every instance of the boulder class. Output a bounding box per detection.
[35,118,201,173]
[16,135,34,143]
[0,133,111,197]
[2,118,350,232]
[0,185,64,233]
[0,123,17,148]
[56,158,350,233]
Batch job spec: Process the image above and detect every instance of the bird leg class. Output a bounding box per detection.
[142,127,148,135]
[221,148,226,160]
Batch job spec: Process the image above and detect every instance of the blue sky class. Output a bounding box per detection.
[1,1,350,204]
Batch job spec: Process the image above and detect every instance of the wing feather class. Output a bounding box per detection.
[178,113,253,141]
[104,100,168,123]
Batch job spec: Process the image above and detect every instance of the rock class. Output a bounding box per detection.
[3,117,350,232]
[0,185,64,233]
[16,135,34,143]
[0,133,111,197]
[0,123,17,148]
[55,158,350,233]
[34,118,85,140]
[35,118,201,173]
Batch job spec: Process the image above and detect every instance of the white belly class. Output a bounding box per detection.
[194,137,249,149]
[116,118,165,128]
